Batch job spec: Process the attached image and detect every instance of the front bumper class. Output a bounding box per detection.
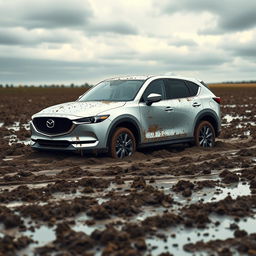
[30,119,111,151]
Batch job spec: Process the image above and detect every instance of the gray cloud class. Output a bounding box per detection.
[88,22,138,35]
[0,57,100,83]
[168,38,197,47]
[0,51,253,85]
[160,0,256,33]
[136,49,228,68]
[0,29,32,45]
[0,0,93,29]
[0,0,137,39]
[0,54,224,85]
[0,28,75,46]
[161,0,218,13]
[99,49,138,60]
[0,44,230,83]
[220,37,256,59]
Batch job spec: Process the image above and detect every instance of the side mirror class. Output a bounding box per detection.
[146,93,162,106]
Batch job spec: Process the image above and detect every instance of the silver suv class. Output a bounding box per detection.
[30,76,221,158]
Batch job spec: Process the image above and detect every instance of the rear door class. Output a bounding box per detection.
[163,79,202,138]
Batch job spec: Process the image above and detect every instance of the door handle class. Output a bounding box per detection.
[192,102,201,107]
[165,106,174,112]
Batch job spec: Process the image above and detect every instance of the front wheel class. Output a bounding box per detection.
[194,121,215,148]
[109,127,136,158]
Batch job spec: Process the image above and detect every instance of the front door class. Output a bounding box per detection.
[139,79,175,143]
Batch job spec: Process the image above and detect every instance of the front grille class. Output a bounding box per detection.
[33,117,73,135]
[37,139,70,148]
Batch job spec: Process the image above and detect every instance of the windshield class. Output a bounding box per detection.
[79,79,145,102]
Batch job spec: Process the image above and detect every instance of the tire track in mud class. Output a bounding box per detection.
[0,139,255,199]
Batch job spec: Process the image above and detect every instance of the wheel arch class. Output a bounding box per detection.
[193,110,220,137]
[106,116,141,149]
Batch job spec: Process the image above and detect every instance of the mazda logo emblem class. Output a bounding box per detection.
[46,119,55,128]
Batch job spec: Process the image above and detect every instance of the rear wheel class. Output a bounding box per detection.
[109,127,136,158]
[194,121,215,148]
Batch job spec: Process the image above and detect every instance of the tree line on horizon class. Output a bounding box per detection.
[0,80,256,88]
[0,82,92,88]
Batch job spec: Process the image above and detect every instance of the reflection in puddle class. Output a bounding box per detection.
[146,216,256,256]
[205,183,251,203]
[2,121,30,146]
[223,114,242,123]
[135,206,167,222]
[153,180,251,207]
[26,225,55,245]
[6,122,30,132]
[4,134,30,146]
[22,225,56,255]
[73,214,105,235]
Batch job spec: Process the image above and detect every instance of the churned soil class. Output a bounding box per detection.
[184,232,256,255]
[0,85,256,255]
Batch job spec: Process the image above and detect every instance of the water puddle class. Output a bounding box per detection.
[2,121,30,146]
[153,179,251,207]
[205,183,251,202]
[146,215,256,255]
[22,225,56,255]
[73,214,104,235]
[6,122,30,132]
[223,114,242,123]
[11,180,255,255]
[4,134,30,146]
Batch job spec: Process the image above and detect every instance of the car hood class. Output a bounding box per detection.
[33,101,126,120]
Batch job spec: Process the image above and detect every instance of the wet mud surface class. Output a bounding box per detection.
[0,86,256,255]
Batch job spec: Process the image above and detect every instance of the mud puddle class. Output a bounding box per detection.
[146,215,256,256]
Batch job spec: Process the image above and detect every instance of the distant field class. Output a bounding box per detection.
[1,82,256,91]
[209,83,256,88]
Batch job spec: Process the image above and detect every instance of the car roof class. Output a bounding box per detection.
[106,76,152,81]
[106,75,202,85]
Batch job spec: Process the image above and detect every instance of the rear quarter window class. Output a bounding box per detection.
[165,79,190,99]
[185,81,199,96]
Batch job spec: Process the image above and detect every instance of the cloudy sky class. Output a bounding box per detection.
[0,0,256,85]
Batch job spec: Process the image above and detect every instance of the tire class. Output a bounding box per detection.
[109,127,136,158]
[194,121,215,148]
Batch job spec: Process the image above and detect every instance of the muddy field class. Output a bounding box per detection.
[0,85,256,256]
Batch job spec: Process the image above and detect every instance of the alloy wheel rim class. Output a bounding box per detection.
[199,125,213,148]
[115,132,133,158]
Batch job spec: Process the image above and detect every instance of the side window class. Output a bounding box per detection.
[186,81,199,96]
[142,79,165,102]
[165,79,190,99]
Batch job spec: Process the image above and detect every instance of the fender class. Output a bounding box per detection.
[193,109,221,135]
[106,114,142,147]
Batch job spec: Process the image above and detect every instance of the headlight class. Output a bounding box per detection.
[73,115,110,124]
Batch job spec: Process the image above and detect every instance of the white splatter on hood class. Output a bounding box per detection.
[33,101,126,119]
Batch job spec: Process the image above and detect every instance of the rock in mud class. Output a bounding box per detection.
[172,180,194,197]
[0,235,33,255]
[0,206,23,228]
[219,170,239,184]
[131,176,146,189]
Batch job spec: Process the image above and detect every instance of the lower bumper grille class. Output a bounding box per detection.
[37,139,70,148]
[34,139,98,148]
